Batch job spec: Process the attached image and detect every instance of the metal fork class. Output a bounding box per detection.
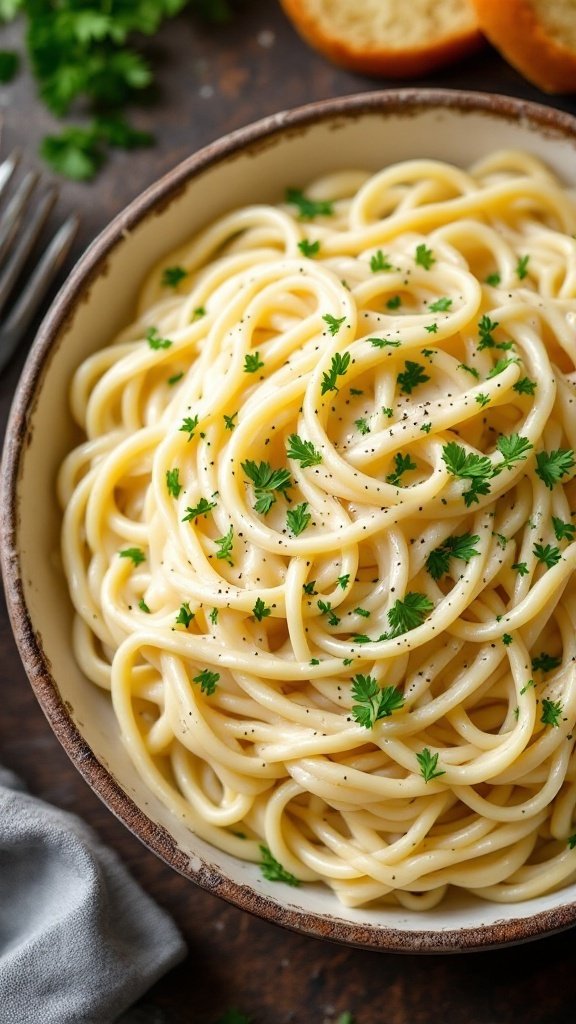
[0,150,79,372]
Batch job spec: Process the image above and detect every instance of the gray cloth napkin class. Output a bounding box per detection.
[0,767,186,1024]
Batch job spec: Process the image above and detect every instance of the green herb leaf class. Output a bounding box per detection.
[321,351,350,394]
[512,561,529,575]
[285,188,333,220]
[322,313,347,336]
[493,433,533,475]
[286,434,322,467]
[351,674,405,729]
[161,265,188,288]
[513,377,537,396]
[146,326,172,350]
[426,533,481,581]
[535,449,576,490]
[475,393,491,408]
[176,602,194,628]
[302,580,317,595]
[386,295,402,310]
[516,254,530,280]
[387,593,433,637]
[193,668,219,694]
[429,296,452,312]
[242,460,292,515]
[397,360,430,395]
[209,607,219,625]
[368,336,401,348]
[485,272,501,286]
[317,599,340,627]
[486,357,519,379]
[298,238,320,257]
[179,414,199,441]
[182,497,216,521]
[286,502,311,536]
[260,844,300,885]
[215,525,234,565]
[244,351,264,373]
[416,747,445,782]
[252,597,271,621]
[415,243,435,270]
[223,411,238,431]
[119,547,145,565]
[138,598,150,613]
[370,249,393,272]
[166,467,181,498]
[533,542,562,569]
[167,371,183,386]
[354,417,370,435]
[337,574,350,589]
[531,652,562,673]
[386,452,417,487]
[552,516,576,542]
[541,698,563,728]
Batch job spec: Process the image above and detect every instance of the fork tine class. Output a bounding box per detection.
[0,149,20,203]
[0,169,39,262]
[0,213,79,373]
[0,186,58,319]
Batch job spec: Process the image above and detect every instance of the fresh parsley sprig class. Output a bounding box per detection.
[286,502,311,536]
[182,497,216,521]
[386,452,417,487]
[286,434,322,467]
[426,533,481,581]
[259,845,300,886]
[535,449,576,490]
[416,748,445,783]
[351,674,405,729]
[193,668,220,695]
[241,460,292,515]
[285,188,333,220]
[321,351,350,394]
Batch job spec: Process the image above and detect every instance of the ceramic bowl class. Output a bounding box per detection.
[4,89,576,953]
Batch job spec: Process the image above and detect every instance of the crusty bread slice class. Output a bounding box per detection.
[473,0,576,93]
[279,0,483,77]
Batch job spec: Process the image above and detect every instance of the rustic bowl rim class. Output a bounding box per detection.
[4,87,576,954]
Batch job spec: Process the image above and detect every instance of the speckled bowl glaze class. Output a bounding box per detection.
[4,90,576,953]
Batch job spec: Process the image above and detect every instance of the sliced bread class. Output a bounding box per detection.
[473,0,576,93]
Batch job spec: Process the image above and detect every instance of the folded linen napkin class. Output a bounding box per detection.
[0,766,186,1024]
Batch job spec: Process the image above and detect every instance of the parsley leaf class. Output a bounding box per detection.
[355,417,370,435]
[493,433,533,475]
[475,393,490,408]
[161,265,188,288]
[368,336,401,348]
[535,449,576,490]
[370,250,393,272]
[215,525,234,565]
[298,238,320,257]
[175,602,194,628]
[441,442,492,507]
[138,598,150,613]
[486,357,519,379]
[429,296,452,312]
[485,272,501,286]
[513,377,537,396]
[252,597,271,621]
[167,371,183,386]
[386,295,402,310]
[193,668,220,695]
[302,580,317,595]
[209,607,219,625]
[223,411,238,431]
[541,698,563,728]
[477,314,499,350]
[351,674,405,729]
[416,748,445,782]
[322,313,346,336]
[512,561,529,576]
[285,188,333,220]
[552,516,576,542]
[179,414,199,441]
[317,599,340,627]
[321,351,350,394]
[386,452,417,487]
[244,351,264,373]
[516,254,530,279]
[533,542,562,569]
[425,533,481,581]
[286,434,322,467]
[337,574,350,589]
[387,593,433,637]
[286,502,311,536]
[415,243,435,269]
[166,467,181,498]
[241,460,292,515]
[182,497,216,521]
[119,547,145,565]
[397,360,430,395]
[531,652,562,673]
[146,326,172,350]
[260,844,300,886]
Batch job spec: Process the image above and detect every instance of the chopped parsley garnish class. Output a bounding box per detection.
[386,295,401,310]
[416,747,445,783]
[421,422,432,433]
[302,580,317,595]
[285,188,333,220]
[426,533,481,580]
[146,326,172,350]
[179,415,199,441]
[252,597,271,621]
[286,502,311,536]
[166,467,181,498]
[244,352,264,373]
[321,351,350,394]
[513,377,537,396]
[192,306,206,320]
[475,393,490,408]
[485,272,501,286]
[138,599,150,613]
[552,516,576,542]
[386,452,417,487]
[502,633,513,646]
[458,363,479,379]
[477,314,499,350]
[298,238,320,258]
[429,296,452,312]
[317,600,340,626]
[119,547,145,565]
[215,525,234,565]
[535,449,575,490]
[241,460,292,515]
[568,834,576,850]
[351,674,405,729]
[512,561,529,575]
[209,607,219,625]
[355,417,370,435]
[397,360,430,395]
[493,433,533,475]
[286,434,323,467]
[322,313,346,336]
[337,574,350,589]
[415,243,435,270]
[533,542,562,569]
[382,406,394,418]
[182,497,217,521]
[175,603,194,628]
[354,606,370,618]
[167,371,184,386]
[259,844,300,886]
[161,265,188,288]
[516,254,530,280]
[541,698,563,728]
[531,652,562,673]
[368,336,401,348]
[193,668,220,695]
[425,323,438,334]
[223,411,238,431]
[370,249,393,272]
[441,441,493,507]
[486,357,519,379]
[387,593,433,637]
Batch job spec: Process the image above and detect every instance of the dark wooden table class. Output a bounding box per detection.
[3,5,576,1022]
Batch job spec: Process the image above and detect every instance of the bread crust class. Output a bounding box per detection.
[473,0,576,93]
[280,0,484,77]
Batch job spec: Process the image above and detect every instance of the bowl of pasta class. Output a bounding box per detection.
[5,88,576,952]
